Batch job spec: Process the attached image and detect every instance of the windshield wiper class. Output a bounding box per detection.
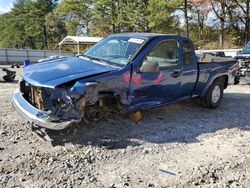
[79,54,109,65]
[79,54,123,68]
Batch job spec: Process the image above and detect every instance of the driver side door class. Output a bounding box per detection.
[129,38,183,109]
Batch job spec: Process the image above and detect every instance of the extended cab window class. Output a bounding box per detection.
[183,40,193,65]
[144,40,179,68]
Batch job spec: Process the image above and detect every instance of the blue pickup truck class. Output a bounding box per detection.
[13,33,238,130]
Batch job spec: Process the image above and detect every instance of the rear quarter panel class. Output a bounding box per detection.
[195,60,237,97]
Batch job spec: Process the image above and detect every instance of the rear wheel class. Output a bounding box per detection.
[201,79,224,109]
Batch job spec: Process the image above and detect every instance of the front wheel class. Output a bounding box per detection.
[201,80,224,109]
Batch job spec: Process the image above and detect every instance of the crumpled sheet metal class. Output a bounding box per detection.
[40,66,132,123]
[69,73,131,106]
[41,87,83,122]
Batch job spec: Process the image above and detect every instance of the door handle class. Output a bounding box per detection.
[171,71,181,78]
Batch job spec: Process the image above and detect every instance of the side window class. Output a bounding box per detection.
[143,40,179,68]
[183,40,193,65]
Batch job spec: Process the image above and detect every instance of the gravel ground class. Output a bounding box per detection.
[0,67,250,188]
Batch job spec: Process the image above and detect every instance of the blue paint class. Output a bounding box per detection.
[69,81,86,95]
[21,57,118,88]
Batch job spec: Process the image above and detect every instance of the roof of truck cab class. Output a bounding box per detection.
[110,33,186,40]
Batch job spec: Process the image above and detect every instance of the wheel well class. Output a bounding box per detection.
[214,75,228,89]
[98,91,121,106]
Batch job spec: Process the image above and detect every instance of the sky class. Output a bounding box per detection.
[0,0,15,14]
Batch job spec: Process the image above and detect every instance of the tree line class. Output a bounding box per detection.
[0,0,249,50]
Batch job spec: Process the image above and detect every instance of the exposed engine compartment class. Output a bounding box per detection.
[19,79,121,124]
[19,79,83,123]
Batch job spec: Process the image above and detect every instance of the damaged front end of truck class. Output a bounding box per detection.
[13,75,128,130]
[12,57,135,133]
[13,81,81,130]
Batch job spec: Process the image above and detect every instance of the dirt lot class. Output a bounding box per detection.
[0,67,250,188]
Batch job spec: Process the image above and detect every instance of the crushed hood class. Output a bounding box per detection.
[22,57,118,88]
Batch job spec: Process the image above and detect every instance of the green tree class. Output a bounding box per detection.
[33,0,58,48]
[45,12,67,49]
[0,0,58,49]
[116,0,149,32]
[0,12,25,48]
[227,0,250,44]
[146,0,182,34]
[91,0,149,36]
[55,0,93,35]
[91,0,120,36]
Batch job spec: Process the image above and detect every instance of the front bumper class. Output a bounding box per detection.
[12,90,75,130]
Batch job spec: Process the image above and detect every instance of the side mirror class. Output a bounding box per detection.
[140,60,159,73]
[237,50,242,55]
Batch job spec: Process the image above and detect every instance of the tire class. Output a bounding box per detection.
[201,79,224,109]
[3,75,11,82]
[3,73,15,82]
[2,69,15,82]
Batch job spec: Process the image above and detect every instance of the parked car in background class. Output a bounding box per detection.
[0,67,16,82]
[235,42,250,77]
[203,51,226,57]
[13,33,239,131]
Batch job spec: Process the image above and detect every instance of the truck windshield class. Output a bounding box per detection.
[84,36,146,67]
[241,42,250,54]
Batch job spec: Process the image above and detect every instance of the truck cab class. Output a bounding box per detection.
[126,35,198,109]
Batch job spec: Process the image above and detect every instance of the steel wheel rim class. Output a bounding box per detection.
[212,85,221,103]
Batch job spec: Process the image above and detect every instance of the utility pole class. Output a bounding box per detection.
[184,0,189,37]
[246,0,250,43]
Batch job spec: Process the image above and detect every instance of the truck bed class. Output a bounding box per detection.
[194,57,237,96]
